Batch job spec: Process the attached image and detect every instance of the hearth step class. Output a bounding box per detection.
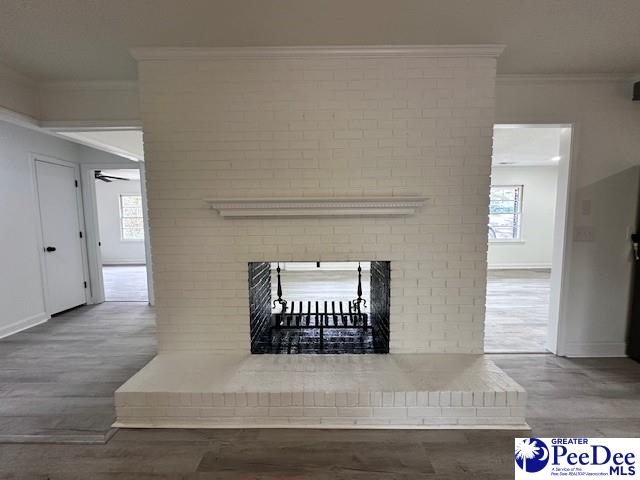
[114,354,530,430]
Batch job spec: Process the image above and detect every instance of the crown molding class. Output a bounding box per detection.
[130,45,506,61]
[205,196,427,218]
[32,72,638,95]
[48,130,142,162]
[0,62,38,88]
[496,73,638,84]
[0,106,40,129]
[40,119,142,131]
[0,107,141,161]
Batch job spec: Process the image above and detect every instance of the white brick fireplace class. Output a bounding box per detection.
[115,45,528,429]
[136,45,500,354]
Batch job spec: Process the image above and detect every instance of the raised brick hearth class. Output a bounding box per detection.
[115,354,527,429]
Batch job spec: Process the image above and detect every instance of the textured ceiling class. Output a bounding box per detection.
[1,0,639,81]
[492,126,564,166]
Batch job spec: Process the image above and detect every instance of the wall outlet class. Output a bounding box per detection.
[574,226,594,242]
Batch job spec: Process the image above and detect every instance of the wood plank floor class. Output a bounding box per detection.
[0,303,156,443]
[485,269,551,353]
[102,265,149,303]
[1,284,639,478]
[0,353,638,478]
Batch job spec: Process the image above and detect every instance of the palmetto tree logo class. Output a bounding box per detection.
[515,438,550,473]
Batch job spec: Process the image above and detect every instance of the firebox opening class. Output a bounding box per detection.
[249,261,390,354]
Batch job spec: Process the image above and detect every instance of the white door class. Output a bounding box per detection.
[35,159,86,314]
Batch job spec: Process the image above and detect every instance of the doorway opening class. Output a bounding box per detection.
[94,169,148,302]
[485,125,572,353]
[55,127,154,306]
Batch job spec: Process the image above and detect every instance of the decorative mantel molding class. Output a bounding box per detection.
[130,45,505,61]
[204,196,427,218]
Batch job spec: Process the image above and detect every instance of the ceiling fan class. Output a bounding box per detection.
[94,170,130,182]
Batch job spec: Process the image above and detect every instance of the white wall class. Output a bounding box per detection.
[0,62,40,119]
[137,49,498,354]
[95,177,146,264]
[496,77,640,356]
[0,61,140,126]
[0,119,134,338]
[488,166,558,269]
[566,166,640,356]
[39,81,140,125]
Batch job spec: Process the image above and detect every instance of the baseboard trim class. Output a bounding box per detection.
[0,312,49,339]
[564,342,627,357]
[113,420,530,431]
[488,264,552,270]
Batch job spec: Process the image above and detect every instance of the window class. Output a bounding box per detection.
[488,185,523,241]
[120,195,144,240]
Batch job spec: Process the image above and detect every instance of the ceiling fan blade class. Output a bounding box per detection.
[94,170,130,181]
[101,175,130,181]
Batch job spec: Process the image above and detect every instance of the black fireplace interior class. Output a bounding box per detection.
[249,261,390,354]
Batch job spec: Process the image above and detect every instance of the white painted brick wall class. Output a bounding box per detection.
[137,53,497,353]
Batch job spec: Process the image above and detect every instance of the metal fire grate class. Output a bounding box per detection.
[271,263,368,351]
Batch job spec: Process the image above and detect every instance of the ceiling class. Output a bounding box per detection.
[492,126,564,167]
[55,130,144,161]
[99,169,140,181]
[0,0,639,82]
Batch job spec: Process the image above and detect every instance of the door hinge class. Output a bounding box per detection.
[79,231,83,238]
[83,281,87,289]
[74,180,78,187]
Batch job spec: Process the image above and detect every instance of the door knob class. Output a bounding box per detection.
[45,246,56,252]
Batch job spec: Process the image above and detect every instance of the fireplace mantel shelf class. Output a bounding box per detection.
[204,196,427,218]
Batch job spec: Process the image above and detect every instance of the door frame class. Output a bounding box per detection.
[80,161,154,305]
[490,123,577,356]
[30,153,91,315]
[547,125,576,356]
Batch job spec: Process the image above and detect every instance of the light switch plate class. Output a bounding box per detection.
[580,199,592,216]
